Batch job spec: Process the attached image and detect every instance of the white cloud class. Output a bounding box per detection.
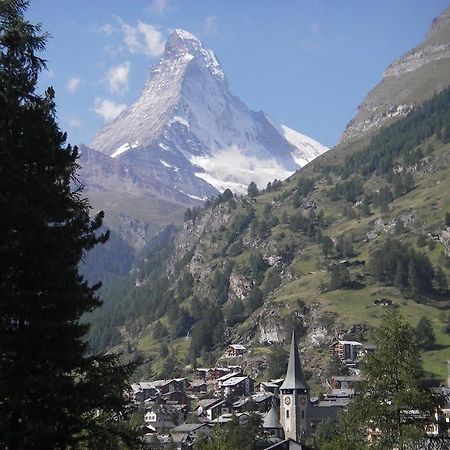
[191,146,293,194]
[138,22,165,56]
[66,77,81,93]
[94,98,127,121]
[203,16,218,36]
[106,62,130,94]
[68,117,82,128]
[118,18,165,57]
[148,0,168,14]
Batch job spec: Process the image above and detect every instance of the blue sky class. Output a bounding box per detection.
[28,0,449,148]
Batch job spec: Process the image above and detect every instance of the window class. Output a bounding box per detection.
[301,410,304,419]
[286,410,290,419]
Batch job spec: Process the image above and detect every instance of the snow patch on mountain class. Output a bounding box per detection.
[191,146,293,193]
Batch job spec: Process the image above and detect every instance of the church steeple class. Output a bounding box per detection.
[279,328,309,442]
[280,328,307,390]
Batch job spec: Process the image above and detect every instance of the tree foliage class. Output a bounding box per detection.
[415,317,436,350]
[323,311,445,450]
[0,2,137,448]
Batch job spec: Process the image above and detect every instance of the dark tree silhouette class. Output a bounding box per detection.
[0,2,136,448]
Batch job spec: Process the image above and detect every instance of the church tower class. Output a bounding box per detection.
[279,329,309,442]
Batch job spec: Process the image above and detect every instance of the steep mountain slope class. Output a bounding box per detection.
[89,87,450,384]
[87,29,327,197]
[80,29,327,261]
[342,5,450,143]
[87,8,450,383]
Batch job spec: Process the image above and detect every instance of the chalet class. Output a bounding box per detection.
[223,344,247,358]
[162,390,190,405]
[220,375,254,397]
[130,382,158,403]
[145,405,174,424]
[216,370,243,389]
[195,398,223,418]
[328,375,362,390]
[188,379,207,394]
[232,398,249,412]
[206,367,232,380]
[170,423,213,450]
[252,392,274,412]
[329,340,362,363]
[152,378,187,395]
[373,298,393,307]
[258,380,282,395]
[213,412,249,425]
[205,399,233,421]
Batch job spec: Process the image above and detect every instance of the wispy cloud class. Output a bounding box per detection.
[93,23,116,36]
[68,117,82,128]
[203,15,218,36]
[118,18,165,57]
[66,76,81,94]
[93,98,127,121]
[106,62,130,94]
[147,0,168,15]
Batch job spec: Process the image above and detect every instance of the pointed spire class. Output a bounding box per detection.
[280,328,308,390]
[263,404,282,430]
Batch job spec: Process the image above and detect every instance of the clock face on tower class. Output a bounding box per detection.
[284,397,291,405]
[300,396,306,405]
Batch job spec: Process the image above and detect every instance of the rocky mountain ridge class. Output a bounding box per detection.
[79,29,327,258]
[342,5,450,143]
[85,29,327,198]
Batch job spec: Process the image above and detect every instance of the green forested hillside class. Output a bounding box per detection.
[88,87,450,383]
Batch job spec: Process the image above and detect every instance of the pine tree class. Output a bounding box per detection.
[247,181,259,198]
[434,266,448,292]
[324,311,444,449]
[415,317,436,350]
[0,2,136,448]
[320,235,334,259]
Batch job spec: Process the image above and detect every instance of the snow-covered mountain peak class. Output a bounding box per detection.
[164,28,224,81]
[89,29,328,198]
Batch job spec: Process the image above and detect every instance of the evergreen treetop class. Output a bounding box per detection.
[0,1,137,447]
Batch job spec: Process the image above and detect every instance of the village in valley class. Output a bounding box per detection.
[129,331,450,449]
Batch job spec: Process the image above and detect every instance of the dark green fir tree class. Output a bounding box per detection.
[0,1,138,448]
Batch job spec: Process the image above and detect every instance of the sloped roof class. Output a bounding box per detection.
[263,405,282,429]
[280,329,308,390]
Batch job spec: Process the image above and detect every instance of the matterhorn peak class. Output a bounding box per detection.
[164,29,200,55]
[89,28,327,196]
[164,28,224,81]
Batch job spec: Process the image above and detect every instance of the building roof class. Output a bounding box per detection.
[263,405,282,429]
[264,438,309,449]
[331,375,362,382]
[229,344,247,350]
[337,340,362,346]
[196,398,222,411]
[280,329,308,391]
[252,392,273,403]
[171,423,208,434]
[216,371,242,382]
[221,376,248,387]
[190,380,207,387]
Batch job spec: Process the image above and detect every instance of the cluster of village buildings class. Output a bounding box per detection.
[129,336,450,449]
